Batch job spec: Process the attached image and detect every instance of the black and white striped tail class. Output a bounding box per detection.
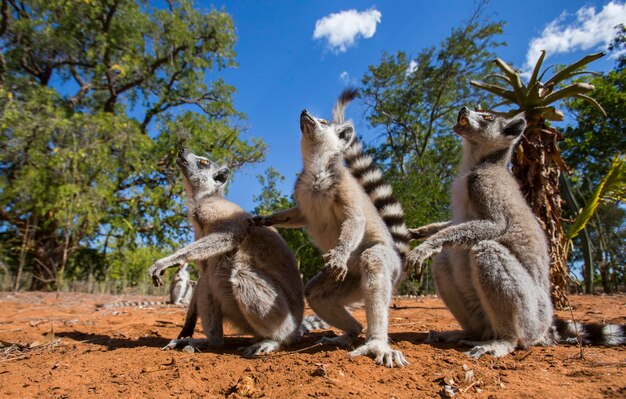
[553,318,626,346]
[299,315,329,335]
[332,87,411,260]
[343,140,411,259]
[96,300,169,310]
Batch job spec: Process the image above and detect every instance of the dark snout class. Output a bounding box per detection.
[300,109,315,133]
[457,107,470,124]
[453,106,470,135]
[176,148,190,174]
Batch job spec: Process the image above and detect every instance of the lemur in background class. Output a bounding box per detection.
[96,264,194,310]
[407,107,625,359]
[254,89,409,367]
[148,149,305,357]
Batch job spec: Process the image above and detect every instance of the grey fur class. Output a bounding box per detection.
[253,92,408,367]
[406,107,555,358]
[148,149,304,357]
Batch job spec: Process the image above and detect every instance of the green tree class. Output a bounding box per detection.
[562,25,626,294]
[0,0,265,290]
[252,168,323,283]
[360,6,504,287]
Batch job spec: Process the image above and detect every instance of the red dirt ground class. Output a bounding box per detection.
[0,292,624,398]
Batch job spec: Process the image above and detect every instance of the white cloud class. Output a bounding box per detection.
[524,1,626,72]
[406,60,418,76]
[313,8,382,53]
[339,71,350,83]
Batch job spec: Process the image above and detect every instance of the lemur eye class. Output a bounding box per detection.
[318,119,329,125]
[482,115,495,121]
[198,159,210,166]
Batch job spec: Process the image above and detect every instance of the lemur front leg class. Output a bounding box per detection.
[148,229,246,286]
[406,219,505,271]
[252,207,307,228]
[408,221,452,240]
[324,207,365,281]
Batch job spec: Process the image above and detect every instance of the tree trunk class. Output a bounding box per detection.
[512,112,569,309]
[29,229,64,291]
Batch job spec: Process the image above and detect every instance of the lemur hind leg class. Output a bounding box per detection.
[460,240,550,358]
[305,270,363,349]
[432,249,491,341]
[229,263,299,358]
[348,244,408,367]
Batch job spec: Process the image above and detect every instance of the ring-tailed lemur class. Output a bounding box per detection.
[253,89,408,367]
[96,264,195,310]
[147,149,305,357]
[406,107,625,359]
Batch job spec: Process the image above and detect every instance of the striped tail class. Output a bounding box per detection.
[553,318,626,346]
[96,300,169,310]
[344,140,411,259]
[331,87,411,260]
[298,315,330,335]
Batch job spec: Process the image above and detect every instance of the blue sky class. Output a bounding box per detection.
[201,0,624,211]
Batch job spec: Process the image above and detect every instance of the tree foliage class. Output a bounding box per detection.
[0,0,265,290]
[562,25,626,294]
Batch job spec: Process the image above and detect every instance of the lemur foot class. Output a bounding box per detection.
[426,330,466,344]
[239,339,281,358]
[162,337,223,352]
[317,333,356,349]
[349,339,409,368]
[460,339,516,359]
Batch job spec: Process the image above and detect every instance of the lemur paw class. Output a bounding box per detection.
[317,333,356,349]
[239,339,281,358]
[405,243,441,272]
[460,339,515,359]
[408,227,429,240]
[323,248,349,281]
[148,260,170,287]
[252,215,275,228]
[349,340,409,368]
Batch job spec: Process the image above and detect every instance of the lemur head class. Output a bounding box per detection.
[299,109,356,155]
[454,107,526,162]
[176,148,229,201]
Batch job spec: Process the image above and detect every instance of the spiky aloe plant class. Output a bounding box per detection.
[471,51,606,308]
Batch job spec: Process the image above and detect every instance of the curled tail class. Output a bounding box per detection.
[332,88,411,259]
[553,318,626,346]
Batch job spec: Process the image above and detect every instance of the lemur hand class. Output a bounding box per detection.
[252,215,270,227]
[323,247,350,281]
[148,259,172,287]
[405,242,441,273]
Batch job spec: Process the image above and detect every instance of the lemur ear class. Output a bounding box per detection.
[213,166,230,185]
[337,125,355,146]
[503,117,526,137]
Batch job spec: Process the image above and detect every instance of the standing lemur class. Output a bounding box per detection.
[406,107,625,359]
[148,149,305,357]
[253,89,409,367]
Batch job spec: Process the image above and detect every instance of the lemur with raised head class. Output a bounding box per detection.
[148,149,305,357]
[407,107,625,358]
[254,89,409,367]
[96,264,195,310]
